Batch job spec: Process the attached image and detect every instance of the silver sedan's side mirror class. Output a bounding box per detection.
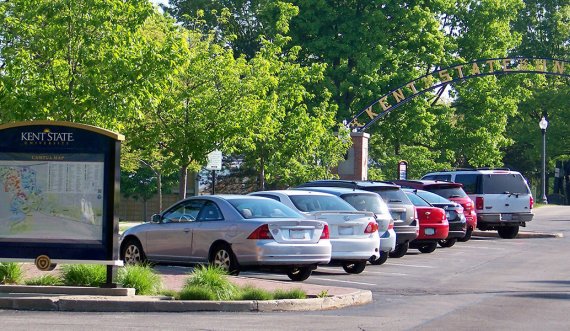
[151,214,162,223]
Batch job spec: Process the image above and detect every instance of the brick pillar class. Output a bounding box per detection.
[336,132,369,180]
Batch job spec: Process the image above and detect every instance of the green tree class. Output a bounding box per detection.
[0,0,166,130]
[238,35,350,189]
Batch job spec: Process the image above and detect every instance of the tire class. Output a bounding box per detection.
[370,251,389,265]
[497,226,519,239]
[121,239,146,265]
[418,242,438,253]
[389,242,409,258]
[342,261,367,274]
[438,238,457,248]
[287,266,313,281]
[458,227,473,242]
[210,244,240,275]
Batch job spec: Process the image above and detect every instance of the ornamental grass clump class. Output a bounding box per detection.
[118,264,162,295]
[238,286,274,301]
[61,264,107,287]
[273,288,307,300]
[182,265,239,301]
[0,262,23,284]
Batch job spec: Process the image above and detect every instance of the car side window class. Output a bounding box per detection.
[162,200,203,223]
[197,201,224,221]
[454,174,479,194]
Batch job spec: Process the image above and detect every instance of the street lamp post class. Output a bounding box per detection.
[539,116,548,204]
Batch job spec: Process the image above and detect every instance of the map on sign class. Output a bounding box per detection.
[0,154,104,242]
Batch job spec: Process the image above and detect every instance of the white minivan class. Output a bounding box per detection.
[422,168,534,239]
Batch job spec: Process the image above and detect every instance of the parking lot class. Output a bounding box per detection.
[2,205,570,330]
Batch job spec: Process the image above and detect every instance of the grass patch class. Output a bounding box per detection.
[24,274,64,286]
[273,288,307,300]
[184,265,239,301]
[177,285,217,300]
[238,286,274,300]
[118,264,162,295]
[61,264,107,287]
[0,262,24,284]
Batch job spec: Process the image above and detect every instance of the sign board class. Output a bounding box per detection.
[398,160,408,180]
[0,121,123,266]
[206,150,222,171]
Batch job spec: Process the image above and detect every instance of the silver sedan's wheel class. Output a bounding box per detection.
[210,244,239,275]
[121,239,145,265]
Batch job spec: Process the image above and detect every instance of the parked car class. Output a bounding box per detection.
[291,186,396,266]
[297,180,418,258]
[120,195,332,281]
[393,179,476,242]
[406,189,466,248]
[249,190,380,274]
[404,189,449,253]
[422,168,534,239]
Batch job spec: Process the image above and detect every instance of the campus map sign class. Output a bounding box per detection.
[0,121,123,266]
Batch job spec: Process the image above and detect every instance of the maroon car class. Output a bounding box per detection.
[393,180,476,242]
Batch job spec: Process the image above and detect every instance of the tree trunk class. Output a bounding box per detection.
[179,165,188,200]
[259,154,265,191]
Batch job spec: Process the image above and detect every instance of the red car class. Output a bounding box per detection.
[404,190,449,253]
[393,180,476,242]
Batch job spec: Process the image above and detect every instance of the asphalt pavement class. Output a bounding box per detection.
[0,208,564,313]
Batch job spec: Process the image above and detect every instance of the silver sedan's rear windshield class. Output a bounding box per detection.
[228,198,304,219]
[290,195,356,212]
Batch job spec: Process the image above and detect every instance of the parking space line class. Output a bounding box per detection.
[311,278,378,286]
[364,270,409,276]
[384,263,434,268]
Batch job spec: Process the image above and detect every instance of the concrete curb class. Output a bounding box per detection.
[472,230,564,239]
[0,287,372,312]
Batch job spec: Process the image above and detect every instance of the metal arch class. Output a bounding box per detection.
[346,57,570,132]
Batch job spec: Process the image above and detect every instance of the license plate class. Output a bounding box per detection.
[501,214,513,221]
[290,230,307,239]
[339,226,354,235]
[425,228,435,236]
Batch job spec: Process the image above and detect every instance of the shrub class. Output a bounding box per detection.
[273,288,307,300]
[183,265,239,300]
[0,262,23,284]
[24,274,64,286]
[238,286,274,300]
[118,264,162,295]
[178,285,217,300]
[60,264,107,287]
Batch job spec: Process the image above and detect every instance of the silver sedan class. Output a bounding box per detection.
[120,195,332,281]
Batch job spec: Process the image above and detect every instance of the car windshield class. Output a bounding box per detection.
[341,193,391,216]
[428,187,468,198]
[405,192,431,207]
[290,195,356,212]
[481,173,530,194]
[416,190,453,204]
[228,198,303,219]
[364,187,412,205]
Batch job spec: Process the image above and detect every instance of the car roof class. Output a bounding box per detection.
[299,180,400,189]
[424,168,520,175]
[392,179,463,188]
[251,190,336,197]
[290,186,377,196]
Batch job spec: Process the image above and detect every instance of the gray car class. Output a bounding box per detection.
[297,180,419,258]
[290,186,396,266]
[120,195,332,281]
